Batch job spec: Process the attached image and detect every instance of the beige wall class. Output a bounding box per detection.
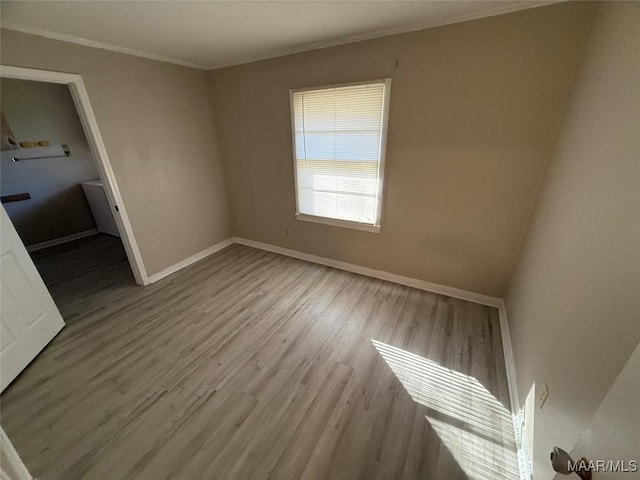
[1,3,637,477]
[208,2,594,297]
[1,29,231,276]
[1,78,99,246]
[505,2,640,478]
[568,341,640,480]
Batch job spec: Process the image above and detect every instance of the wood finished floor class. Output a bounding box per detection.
[1,235,518,480]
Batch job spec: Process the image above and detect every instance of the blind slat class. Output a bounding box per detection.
[292,82,387,225]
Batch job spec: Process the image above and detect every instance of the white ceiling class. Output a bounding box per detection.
[1,1,558,70]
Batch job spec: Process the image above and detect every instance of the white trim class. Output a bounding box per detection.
[289,78,391,233]
[1,22,206,70]
[289,88,301,220]
[498,302,520,420]
[295,214,380,233]
[289,77,391,94]
[140,234,502,307]
[26,229,97,252]
[67,74,148,285]
[499,302,532,480]
[377,78,392,228]
[3,2,559,70]
[147,237,235,284]
[141,235,503,307]
[203,1,562,69]
[0,65,150,286]
[0,427,32,480]
[233,236,501,307]
[0,65,78,84]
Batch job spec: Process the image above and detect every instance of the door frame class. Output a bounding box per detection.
[0,65,149,285]
[0,426,32,480]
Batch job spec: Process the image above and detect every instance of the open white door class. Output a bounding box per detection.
[1,206,64,392]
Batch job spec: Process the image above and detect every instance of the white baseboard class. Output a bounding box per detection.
[26,229,98,252]
[498,302,520,418]
[144,235,502,307]
[142,234,524,476]
[233,236,502,308]
[237,236,532,478]
[147,237,235,284]
[499,302,532,480]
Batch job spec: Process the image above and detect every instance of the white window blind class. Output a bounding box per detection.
[291,80,390,229]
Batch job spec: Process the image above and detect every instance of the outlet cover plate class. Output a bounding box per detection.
[539,382,549,409]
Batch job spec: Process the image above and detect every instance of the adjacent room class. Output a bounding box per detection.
[0,78,133,311]
[0,1,638,479]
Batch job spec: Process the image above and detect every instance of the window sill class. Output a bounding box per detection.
[295,213,381,233]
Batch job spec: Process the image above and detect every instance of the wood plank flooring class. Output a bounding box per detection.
[0,234,518,480]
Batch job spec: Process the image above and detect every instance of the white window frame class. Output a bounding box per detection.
[289,78,392,234]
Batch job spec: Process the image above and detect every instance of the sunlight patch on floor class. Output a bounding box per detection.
[372,339,520,480]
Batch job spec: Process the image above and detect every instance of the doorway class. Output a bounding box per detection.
[0,65,147,286]
[0,66,149,394]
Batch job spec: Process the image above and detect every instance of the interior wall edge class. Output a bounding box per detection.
[502,2,640,477]
[502,2,598,298]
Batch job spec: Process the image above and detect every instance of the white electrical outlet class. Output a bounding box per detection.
[539,382,549,409]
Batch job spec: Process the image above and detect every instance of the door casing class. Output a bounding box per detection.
[0,65,149,285]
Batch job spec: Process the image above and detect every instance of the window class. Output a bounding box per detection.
[290,79,391,233]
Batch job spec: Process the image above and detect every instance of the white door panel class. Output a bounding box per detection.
[1,206,64,392]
